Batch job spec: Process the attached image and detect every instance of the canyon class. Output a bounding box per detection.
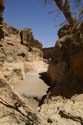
[0,1,83,124]
[0,21,83,125]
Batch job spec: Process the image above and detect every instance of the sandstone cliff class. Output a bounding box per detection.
[47,21,83,98]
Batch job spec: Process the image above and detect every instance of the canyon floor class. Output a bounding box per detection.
[13,60,49,110]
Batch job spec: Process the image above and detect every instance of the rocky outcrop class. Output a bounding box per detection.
[0,39,43,63]
[0,23,43,63]
[20,28,42,49]
[20,28,32,46]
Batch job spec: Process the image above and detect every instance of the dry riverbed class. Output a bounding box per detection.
[13,60,49,109]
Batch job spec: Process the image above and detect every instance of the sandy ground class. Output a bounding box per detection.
[13,60,48,109]
[15,73,48,97]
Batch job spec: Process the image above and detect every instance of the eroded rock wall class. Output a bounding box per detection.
[47,22,83,98]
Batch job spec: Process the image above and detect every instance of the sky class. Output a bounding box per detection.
[4,0,65,47]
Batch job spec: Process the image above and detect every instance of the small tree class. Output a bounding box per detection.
[54,0,75,25]
[47,0,83,25]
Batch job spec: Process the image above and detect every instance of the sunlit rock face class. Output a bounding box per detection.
[0,22,44,124]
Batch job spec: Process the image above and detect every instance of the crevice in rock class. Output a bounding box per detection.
[39,72,52,86]
[59,110,83,124]
[0,96,38,124]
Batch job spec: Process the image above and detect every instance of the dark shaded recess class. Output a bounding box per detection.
[7,42,14,46]
[39,72,56,106]
[17,53,26,57]
[39,72,52,86]
[39,85,56,106]
[29,47,32,52]
[46,73,83,99]
[58,80,83,98]
[0,28,4,39]
[20,31,23,45]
